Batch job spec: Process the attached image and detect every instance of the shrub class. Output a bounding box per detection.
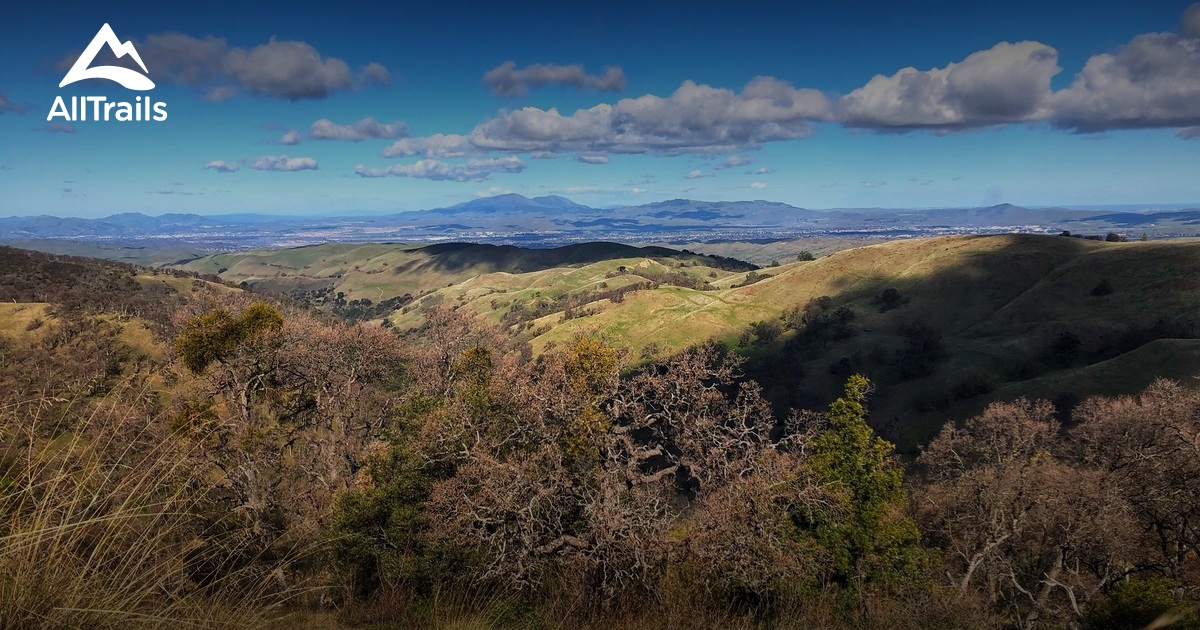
[1083,577,1199,630]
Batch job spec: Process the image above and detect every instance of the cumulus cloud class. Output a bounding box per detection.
[840,41,1060,131]
[382,133,472,158]
[713,155,755,170]
[576,153,609,164]
[483,61,626,97]
[684,169,713,179]
[754,166,774,174]
[354,157,525,181]
[279,129,301,145]
[468,77,831,155]
[1048,32,1200,133]
[309,117,408,141]
[250,155,318,171]
[204,160,239,173]
[0,93,27,115]
[357,62,391,88]
[61,32,390,101]
[1184,3,1200,38]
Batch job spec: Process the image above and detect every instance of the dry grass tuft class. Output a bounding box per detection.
[0,381,299,629]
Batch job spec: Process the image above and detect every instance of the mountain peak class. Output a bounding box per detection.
[531,195,590,209]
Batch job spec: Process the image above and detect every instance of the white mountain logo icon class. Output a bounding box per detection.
[60,24,155,91]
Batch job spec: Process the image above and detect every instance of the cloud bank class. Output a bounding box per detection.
[62,32,391,101]
[469,77,831,155]
[1048,32,1200,133]
[355,157,525,181]
[250,155,319,171]
[839,41,1060,131]
[483,61,626,97]
[309,117,408,141]
[204,160,239,173]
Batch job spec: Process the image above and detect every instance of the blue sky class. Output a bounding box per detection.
[1,0,1198,217]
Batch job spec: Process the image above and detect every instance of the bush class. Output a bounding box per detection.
[750,320,783,345]
[1084,577,1199,630]
[874,287,905,312]
[174,301,284,374]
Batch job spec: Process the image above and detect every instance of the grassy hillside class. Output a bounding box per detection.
[23,235,1200,450]
[3,239,1200,628]
[640,236,882,265]
[393,234,1200,450]
[170,241,754,311]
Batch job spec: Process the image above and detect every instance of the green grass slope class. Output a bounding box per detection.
[397,234,1200,450]
[171,241,754,303]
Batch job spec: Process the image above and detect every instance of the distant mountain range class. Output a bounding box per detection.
[3,194,1199,249]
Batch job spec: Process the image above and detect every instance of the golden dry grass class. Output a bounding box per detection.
[0,382,299,629]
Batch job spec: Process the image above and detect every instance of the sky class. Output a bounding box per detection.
[1,0,1198,218]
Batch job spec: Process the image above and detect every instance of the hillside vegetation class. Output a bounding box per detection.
[385,234,1200,449]
[171,241,753,318]
[2,238,1200,629]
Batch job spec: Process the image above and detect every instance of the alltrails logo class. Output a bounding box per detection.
[48,23,168,122]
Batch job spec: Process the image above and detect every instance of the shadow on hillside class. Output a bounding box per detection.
[398,242,757,276]
[738,234,1200,453]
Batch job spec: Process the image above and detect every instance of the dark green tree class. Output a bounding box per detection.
[808,375,928,587]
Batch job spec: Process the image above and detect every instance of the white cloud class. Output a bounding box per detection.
[1184,3,1200,38]
[713,155,755,170]
[204,160,239,173]
[576,153,609,164]
[250,155,318,171]
[754,166,774,174]
[751,182,768,189]
[476,186,513,197]
[354,157,525,181]
[279,129,301,145]
[684,169,713,179]
[839,41,1060,131]
[382,133,472,158]
[530,151,558,159]
[483,61,626,97]
[61,32,391,101]
[309,117,408,141]
[1048,31,1200,133]
[357,62,391,88]
[1179,126,1200,140]
[467,77,831,155]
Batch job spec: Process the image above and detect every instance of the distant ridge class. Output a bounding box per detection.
[3,194,1199,247]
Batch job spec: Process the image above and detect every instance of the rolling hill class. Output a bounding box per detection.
[387,234,1200,450]
[168,241,754,303]
[12,233,1200,452]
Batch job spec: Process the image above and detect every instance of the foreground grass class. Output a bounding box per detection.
[0,385,298,629]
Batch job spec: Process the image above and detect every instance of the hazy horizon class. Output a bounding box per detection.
[3,192,1200,222]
